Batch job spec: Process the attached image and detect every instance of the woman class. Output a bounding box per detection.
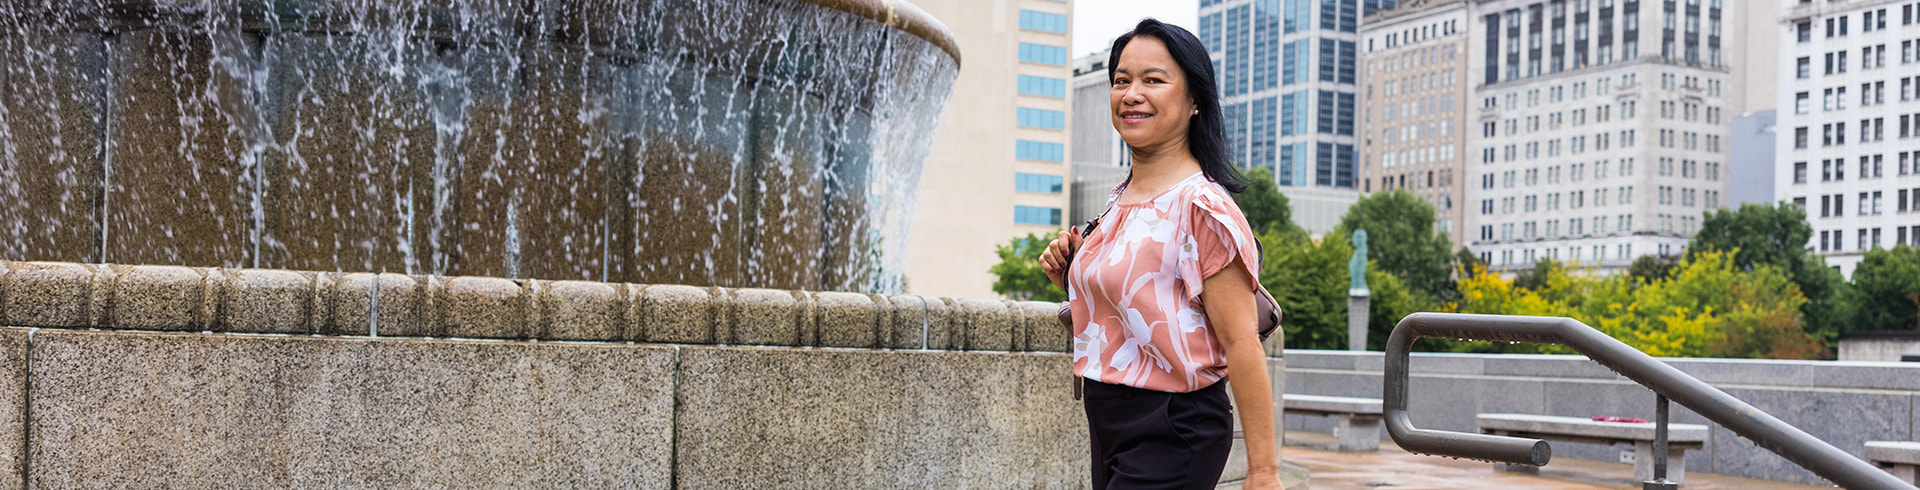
[1038,19,1281,490]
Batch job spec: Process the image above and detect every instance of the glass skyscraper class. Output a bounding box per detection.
[1200,0,1396,190]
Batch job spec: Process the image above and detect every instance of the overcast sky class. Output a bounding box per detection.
[1072,0,1200,59]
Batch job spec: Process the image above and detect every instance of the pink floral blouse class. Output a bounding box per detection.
[1066,172,1261,393]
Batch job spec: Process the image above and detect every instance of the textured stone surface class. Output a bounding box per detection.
[1708,386,1910,485]
[434,276,528,339]
[1478,413,1708,442]
[883,294,929,349]
[954,298,1010,352]
[534,280,624,341]
[725,288,801,346]
[1007,300,1063,352]
[674,347,1086,489]
[0,329,27,490]
[109,265,209,331]
[813,292,877,348]
[29,330,674,489]
[217,269,313,334]
[0,262,99,328]
[1867,441,1920,465]
[639,285,715,344]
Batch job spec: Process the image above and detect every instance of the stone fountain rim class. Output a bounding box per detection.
[801,0,961,68]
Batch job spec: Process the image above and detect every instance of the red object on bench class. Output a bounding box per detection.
[1592,416,1649,423]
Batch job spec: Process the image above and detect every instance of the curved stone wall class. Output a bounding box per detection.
[0,260,1288,488]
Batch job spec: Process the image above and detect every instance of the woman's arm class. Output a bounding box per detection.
[1200,258,1282,490]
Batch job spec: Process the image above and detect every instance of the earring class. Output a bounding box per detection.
[1192,109,1199,116]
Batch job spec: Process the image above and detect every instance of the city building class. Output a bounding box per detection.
[1359,0,1472,251]
[1773,0,1920,277]
[1070,51,1132,226]
[1465,0,1734,273]
[1730,110,1778,207]
[1200,0,1400,234]
[905,0,1074,299]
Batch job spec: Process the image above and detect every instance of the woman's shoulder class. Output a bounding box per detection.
[1168,174,1241,217]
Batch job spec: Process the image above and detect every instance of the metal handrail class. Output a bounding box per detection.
[1382,312,1918,490]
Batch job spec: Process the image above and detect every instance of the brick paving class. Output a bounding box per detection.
[1269,431,1832,489]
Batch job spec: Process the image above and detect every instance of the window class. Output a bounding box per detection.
[1016,108,1065,130]
[1013,205,1062,226]
[1017,43,1067,65]
[1015,140,1064,162]
[1017,10,1068,33]
[1015,75,1065,98]
[1014,173,1063,194]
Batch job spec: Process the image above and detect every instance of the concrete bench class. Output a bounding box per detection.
[1867,441,1920,485]
[1478,413,1708,483]
[1281,394,1383,451]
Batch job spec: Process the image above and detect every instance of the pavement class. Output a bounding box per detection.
[1216,431,1833,489]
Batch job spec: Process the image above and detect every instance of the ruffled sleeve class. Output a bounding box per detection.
[1176,184,1262,305]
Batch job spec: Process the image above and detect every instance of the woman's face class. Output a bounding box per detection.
[1110,36,1195,152]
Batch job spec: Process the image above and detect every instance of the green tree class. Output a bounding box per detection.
[988,233,1065,302]
[1232,166,1303,236]
[1850,245,1920,332]
[1337,189,1456,301]
[1512,258,1564,292]
[1628,254,1678,283]
[1260,228,1350,349]
[1687,202,1855,346]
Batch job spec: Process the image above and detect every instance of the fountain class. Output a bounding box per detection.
[0,0,958,294]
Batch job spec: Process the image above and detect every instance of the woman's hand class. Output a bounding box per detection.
[1037,229,1084,289]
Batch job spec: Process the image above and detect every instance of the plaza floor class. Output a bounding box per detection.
[1230,431,1832,489]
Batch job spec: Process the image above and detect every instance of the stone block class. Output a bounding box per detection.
[533,280,624,341]
[217,269,313,334]
[1708,386,1911,485]
[954,298,1010,352]
[673,347,1085,489]
[1406,374,1544,433]
[110,265,210,331]
[925,297,957,350]
[1007,301,1065,353]
[813,292,877,348]
[0,329,28,490]
[433,276,529,339]
[320,273,399,337]
[1481,354,1623,380]
[0,262,99,327]
[1406,353,1486,376]
[725,288,801,346]
[638,285,715,344]
[28,330,675,489]
[1281,350,1362,371]
[882,295,929,349]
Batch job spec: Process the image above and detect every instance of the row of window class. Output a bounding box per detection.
[1379,95,1456,124]
[1480,214,1638,242]
[1794,4,1918,44]
[1480,243,1641,267]
[1792,151,1920,184]
[1809,189,1920,219]
[1656,100,1722,124]
[1480,160,1636,190]
[1017,10,1067,35]
[1375,169,1454,192]
[1480,130,1639,164]
[1379,71,1458,99]
[1015,108,1065,130]
[1815,226,1920,253]
[1017,43,1066,66]
[1379,120,1454,147]
[1014,140,1063,162]
[1013,173,1063,195]
[1792,114,1920,149]
[1487,75,1635,111]
[1013,205,1062,226]
[1378,144,1454,169]
[1016,75,1065,99]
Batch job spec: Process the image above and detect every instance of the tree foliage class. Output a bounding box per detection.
[1851,245,1920,332]
[988,233,1065,302]
[1446,251,1821,359]
[1232,166,1303,236]
[1686,202,1856,346]
[1337,189,1456,301]
[1257,227,1427,350]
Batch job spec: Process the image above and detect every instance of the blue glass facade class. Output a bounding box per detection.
[1016,107,1066,130]
[1014,173,1065,194]
[1016,75,1066,98]
[1203,0,1389,189]
[1018,42,1067,65]
[1014,205,1063,226]
[1018,10,1069,34]
[1015,140,1064,162]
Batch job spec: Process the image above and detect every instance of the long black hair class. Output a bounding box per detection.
[1108,18,1247,194]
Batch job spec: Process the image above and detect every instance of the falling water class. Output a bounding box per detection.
[0,0,957,294]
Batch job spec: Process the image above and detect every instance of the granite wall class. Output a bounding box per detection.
[1282,349,1920,485]
[0,260,1286,489]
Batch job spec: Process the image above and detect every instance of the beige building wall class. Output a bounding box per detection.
[1359,0,1472,251]
[905,0,1074,299]
[1728,0,1782,114]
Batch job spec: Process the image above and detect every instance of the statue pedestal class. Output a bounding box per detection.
[1347,289,1370,351]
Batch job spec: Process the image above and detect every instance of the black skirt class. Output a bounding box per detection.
[1082,378,1234,490]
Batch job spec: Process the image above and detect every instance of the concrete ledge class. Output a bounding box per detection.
[0,261,1096,353]
[1282,394,1383,415]
[1868,441,1920,466]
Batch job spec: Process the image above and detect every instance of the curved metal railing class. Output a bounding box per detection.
[1382,312,1917,490]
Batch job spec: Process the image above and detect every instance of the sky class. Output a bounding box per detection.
[1072,0,1199,59]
